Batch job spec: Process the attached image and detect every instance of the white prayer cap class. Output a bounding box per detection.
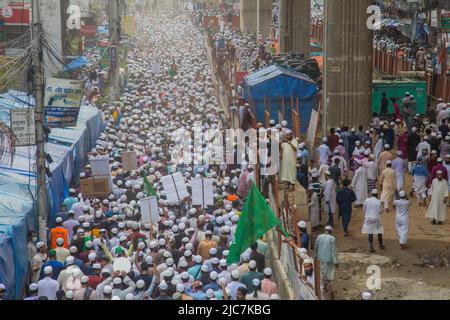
[322,137,328,143]
[36,241,45,250]
[206,289,215,299]
[271,294,280,300]
[303,258,314,265]
[159,281,168,291]
[176,283,185,293]
[29,283,38,291]
[88,252,97,261]
[384,144,390,149]
[44,266,53,274]
[371,189,379,195]
[55,217,63,223]
[264,268,272,276]
[113,277,122,285]
[297,221,307,229]
[81,276,89,284]
[66,256,75,265]
[397,151,403,156]
[399,191,407,198]
[136,280,145,289]
[325,226,333,231]
[66,290,74,299]
[125,293,135,300]
[362,292,372,300]
[248,260,257,270]
[386,160,392,165]
[111,296,121,300]
[298,248,308,255]
[252,278,261,287]
[231,270,240,279]
[103,285,112,294]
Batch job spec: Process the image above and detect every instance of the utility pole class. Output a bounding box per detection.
[109,0,121,103]
[32,0,48,242]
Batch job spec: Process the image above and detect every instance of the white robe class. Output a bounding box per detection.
[394,199,410,245]
[309,192,320,227]
[351,166,367,205]
[324,179,337,214]
[362,197,384,234]
[426,178,448,221]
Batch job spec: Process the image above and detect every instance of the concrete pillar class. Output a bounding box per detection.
[279,0,310,55]
[240,0,272,38]
[323,0,373,132]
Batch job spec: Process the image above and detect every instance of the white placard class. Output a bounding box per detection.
[121,151,137,171]
[161,172,190,204]
[113,257,132,273]
[152,62,161,74]
[89,156,111,177]
[10,109,36,147]
[191,178,215,207]
[140,196,160,224]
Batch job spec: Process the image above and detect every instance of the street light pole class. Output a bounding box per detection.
[31,0,48,242]
[257,0,260,36]
[109,0,121,103]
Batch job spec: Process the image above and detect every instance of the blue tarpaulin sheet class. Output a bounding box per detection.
[63,56,89,72]
[0,90,103,299]
[243,65,318,133]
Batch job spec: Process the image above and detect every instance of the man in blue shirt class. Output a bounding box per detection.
[62,189,78,211]
[39,250,63,281]
[297,221,310,250]
[336,179,357,236]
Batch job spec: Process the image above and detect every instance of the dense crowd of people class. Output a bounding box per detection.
[15,12,290,301]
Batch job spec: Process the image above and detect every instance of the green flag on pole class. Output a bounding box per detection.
[227,183,281,265]
[143,176,158,198]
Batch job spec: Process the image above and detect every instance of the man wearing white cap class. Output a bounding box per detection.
[362,189,385,253]
[24,283,39,300]
[49,217,69,249]
[246,278,269,300]
[63,188,78,211]
[317,138,332,165]
[74,275,96,300]
[37,266,59,300]
[436,98,446,113]
[393,191,411,249]
[378,144,394,173]
[426,170,448,225]
[261,268,278,297]
[55,237,70,263]
[380,160,396,212]
[63,211,79,242]
[314,226,338,282]
[323,171,337,226]
[280,131,299,188]
[31,242,47,283]
[392,151,407,192]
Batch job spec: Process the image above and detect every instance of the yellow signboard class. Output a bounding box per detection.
[123,16,136,36]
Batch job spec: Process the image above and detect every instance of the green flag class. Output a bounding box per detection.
[227,183,280,265]
[143,176,158,198]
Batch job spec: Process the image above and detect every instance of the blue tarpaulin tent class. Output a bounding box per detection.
[63,56,89,72]
[0,90,103,299]
[243,65,318,133]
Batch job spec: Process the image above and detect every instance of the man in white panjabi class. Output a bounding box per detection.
[393,191,411,249]
[362,189,385,253]
[380,160,396,212]
[323,171,337,226]
[280,131,299,189]
[392,151,407,192]
[426,171,448,225]
[308,185,321,228]
[351,162,367,207]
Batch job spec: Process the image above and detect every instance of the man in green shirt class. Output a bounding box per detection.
[239,260,264,292]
